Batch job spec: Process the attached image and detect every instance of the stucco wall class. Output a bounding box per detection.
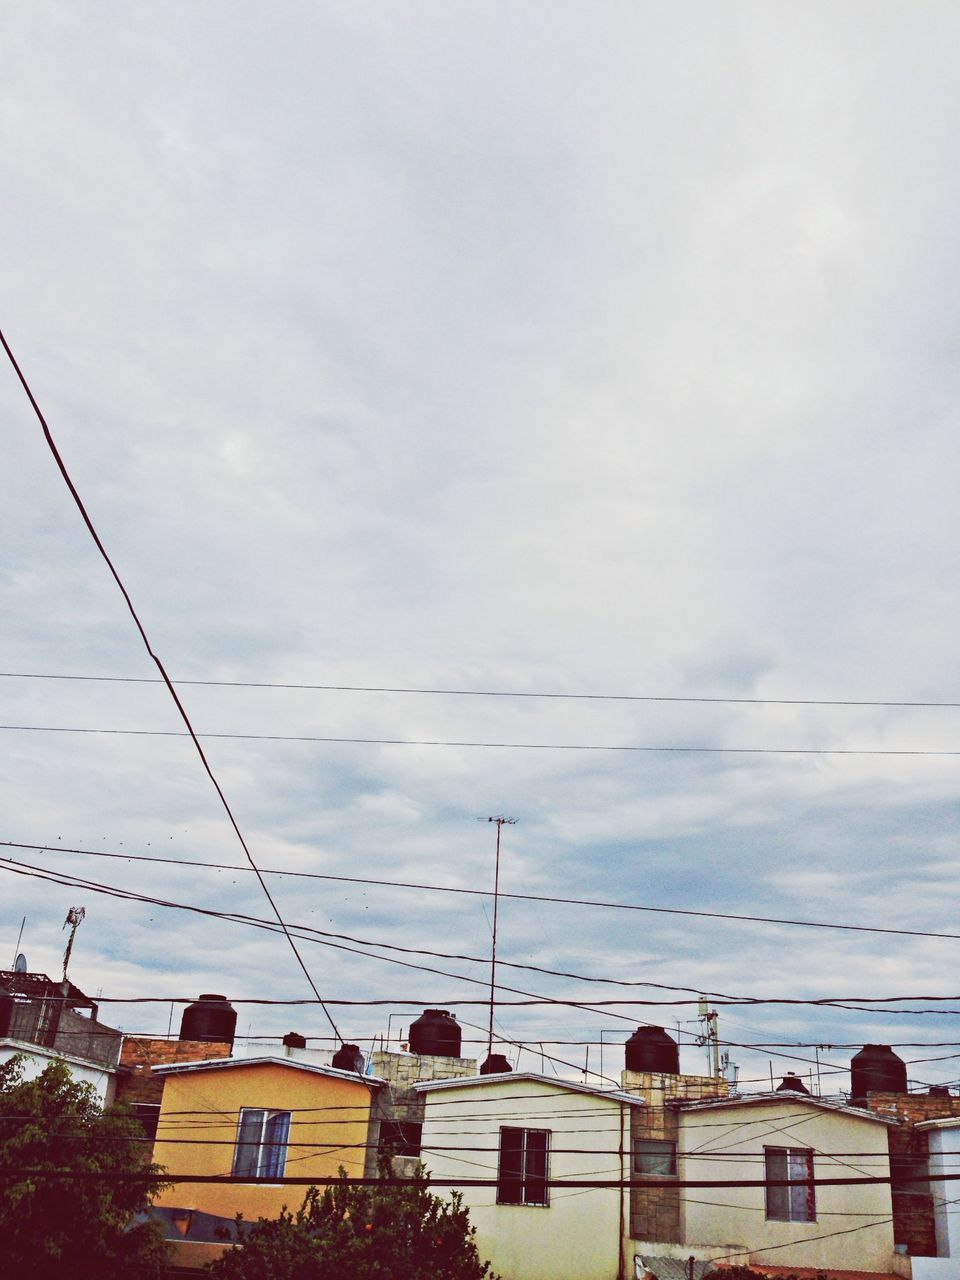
[419,1077,626,1280]
[679,1101,897,1272]
[0,1039,116,1104]
[152,1061,377,1223]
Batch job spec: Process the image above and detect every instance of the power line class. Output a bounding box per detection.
[0,326,342,1045]
[6,838,960,944]
[4,669,958,710]
[6,857,960,1011]
[3,722,959,757]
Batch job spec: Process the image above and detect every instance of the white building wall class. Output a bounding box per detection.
[679,1101,897,1273]
[0,1038,117,1104]
[419,1077,626,1280]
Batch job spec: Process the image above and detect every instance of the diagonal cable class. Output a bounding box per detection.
[0,325,342,1043]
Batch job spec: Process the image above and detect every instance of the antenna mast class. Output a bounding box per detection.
[61,906,85,984]
[480,816,516,1067]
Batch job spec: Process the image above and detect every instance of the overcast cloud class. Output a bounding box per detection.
[2,2,960,1093]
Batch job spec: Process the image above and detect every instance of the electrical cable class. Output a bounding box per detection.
[5,838,958,944]
[0,326,342,1044]
[3,721,960,757]
[4,668,959,710]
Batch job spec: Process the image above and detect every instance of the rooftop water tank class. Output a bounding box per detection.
[409,1009,461,1057]
[331,1043,365,1073]
[282,1031,306,1049]
[850,1044,907,1103]
[625,1026,680,1074]
[776,1073,810,1094]
[179,994,237,1047]
[480,1053,512,1075]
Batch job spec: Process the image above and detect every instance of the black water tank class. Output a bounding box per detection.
[850,1044,907,1102]
[283,1031,307,1049]
[179,994,237,1046]
[480,1053,512,1075]
[929,1086,952,1099]
[331,1043,365,1073]
[776,1074,810,1094]
[625,1026,680,1074]
[409,1009,461,1057]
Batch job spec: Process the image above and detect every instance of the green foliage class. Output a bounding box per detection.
[0,1054,169,1279]
[205,1158,497,1280]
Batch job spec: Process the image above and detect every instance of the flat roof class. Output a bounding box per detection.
[152,1055,385,1087]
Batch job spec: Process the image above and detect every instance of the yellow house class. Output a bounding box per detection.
[149,1055,383,1271]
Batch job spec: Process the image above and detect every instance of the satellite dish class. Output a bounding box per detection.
[14,953,27,973]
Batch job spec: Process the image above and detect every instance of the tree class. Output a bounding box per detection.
[0,1054,169,1279]
[205,1161,497,1280]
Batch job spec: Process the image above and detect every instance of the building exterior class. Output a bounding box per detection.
[0,968,122,1104]
[148,1054,385,1271]
[413,1071,907,1280]
[913,1116,960,1280]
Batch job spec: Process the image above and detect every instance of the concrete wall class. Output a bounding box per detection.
[0,1038,117,1104]
[366,1050,476,1178]
[926,1126,960,1260]
[679,1100,897,1272]
[419,1077,625,1280]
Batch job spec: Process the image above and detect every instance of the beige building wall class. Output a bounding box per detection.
[679,1100,897,1272]
[419,1077,627,1280]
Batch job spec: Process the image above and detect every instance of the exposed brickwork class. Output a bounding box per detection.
[866,1091,960,1257]
[621,1073,728,1243]
[114,1037,233,1106]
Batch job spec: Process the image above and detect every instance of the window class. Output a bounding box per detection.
[378,1120,423,1158]
[233,1108,291,1179]
[497,1127,550,1206]
[765,1147,816,1222]
[633,1138,677,1176]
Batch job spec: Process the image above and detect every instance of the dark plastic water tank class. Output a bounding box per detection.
[850,1044,907,1102]
[282,1031,307,1049]
[409,1009,461,1057]
[625,1026,680,1074]
[776,1073,810,1094]
[331,1043,365,1073]
[480,1053,512,1075]
[929,1086,951,1099]
[179,994,237,1046]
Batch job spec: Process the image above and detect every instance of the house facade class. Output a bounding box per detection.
[414,1071,907,1280]
[0,968,122,1104]
[149,1054,384,1270]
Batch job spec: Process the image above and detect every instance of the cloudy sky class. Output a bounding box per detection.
[2,2,960,1094]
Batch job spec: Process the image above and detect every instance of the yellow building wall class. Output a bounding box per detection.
[153,1062,375,1223]
[680,1102,897,1272]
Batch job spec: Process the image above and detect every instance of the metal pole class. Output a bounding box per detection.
[484,817,518,1059]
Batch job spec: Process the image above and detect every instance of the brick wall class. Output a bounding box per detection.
[867,1091,960,1257]
[115,1036,233,1106]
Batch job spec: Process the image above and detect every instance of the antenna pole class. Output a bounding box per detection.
[11,916,25,969]
[61,906,85,984]
[481,816,516,1061]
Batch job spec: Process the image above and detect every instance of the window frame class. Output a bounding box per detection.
[632,1137,678,1177]
[764,1145,816,1223]
[232,1107,292,1180]
[497,1125,551,1207]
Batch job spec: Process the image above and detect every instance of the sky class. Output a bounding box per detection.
[2,2,960,1096]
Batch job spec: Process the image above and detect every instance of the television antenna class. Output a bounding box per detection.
[479,816,517,1068]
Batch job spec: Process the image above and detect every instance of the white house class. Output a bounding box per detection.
[413,1071,907,1280]
[911,1116,960,1280]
